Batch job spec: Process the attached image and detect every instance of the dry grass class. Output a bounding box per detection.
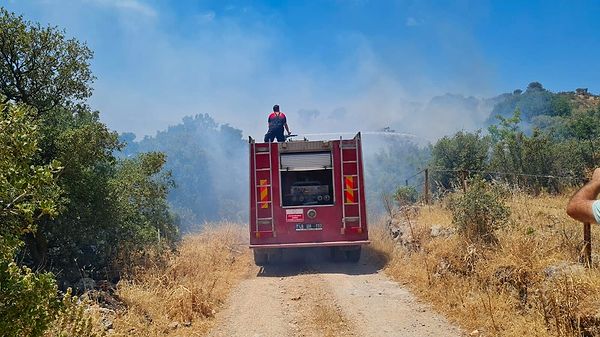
[108,223,252,336]
[312,303,349,337]
[374,192,600,337]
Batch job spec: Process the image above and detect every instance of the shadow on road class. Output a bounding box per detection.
[256,246,388,277]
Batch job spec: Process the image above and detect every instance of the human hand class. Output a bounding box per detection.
[592,168,600,182]
[287,131,291,136]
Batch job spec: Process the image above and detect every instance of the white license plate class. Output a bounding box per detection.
[295,223,323,231]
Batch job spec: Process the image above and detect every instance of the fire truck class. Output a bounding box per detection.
[248,133,369,265]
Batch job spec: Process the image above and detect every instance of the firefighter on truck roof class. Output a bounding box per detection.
[264,104,291,142]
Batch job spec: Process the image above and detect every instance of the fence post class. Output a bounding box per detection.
[583,222,592,267]
[424,168,430,205]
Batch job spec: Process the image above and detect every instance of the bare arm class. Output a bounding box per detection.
[566,168,600,223]
[284,122,290,134]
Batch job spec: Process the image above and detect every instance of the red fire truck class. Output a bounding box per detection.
[248,133,369,265]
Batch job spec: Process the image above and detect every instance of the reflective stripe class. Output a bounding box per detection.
[345,176,355,203]
[260,179,269,209]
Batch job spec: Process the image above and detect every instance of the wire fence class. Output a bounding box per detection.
[403,166,585,198]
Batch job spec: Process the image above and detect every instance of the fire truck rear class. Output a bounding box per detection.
[249,133,369,265]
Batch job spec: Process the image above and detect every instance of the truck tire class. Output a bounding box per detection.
[253,249,269,266]
[345,246,361,263]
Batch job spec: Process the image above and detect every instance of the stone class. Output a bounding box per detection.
[75,277,96,292]
[430,224,455,238]
[101,318,113,330]
[544,262,585,279]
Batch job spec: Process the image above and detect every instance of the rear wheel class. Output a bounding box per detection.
[345,246,362,263]
[253,249,269,266]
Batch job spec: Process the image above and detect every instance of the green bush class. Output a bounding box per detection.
[394,186,418,206]
[45,289,104,337]
[0,251,60,337]
[448,179,510,244]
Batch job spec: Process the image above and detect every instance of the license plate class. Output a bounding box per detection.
[295,223,323,231]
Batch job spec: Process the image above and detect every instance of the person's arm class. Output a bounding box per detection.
[283,114,290,134]
[566,168,600,223]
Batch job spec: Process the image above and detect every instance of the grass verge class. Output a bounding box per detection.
[372,192,600,337]
[107,223,251,336]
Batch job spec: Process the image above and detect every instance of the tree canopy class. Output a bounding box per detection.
[0,8,94,112]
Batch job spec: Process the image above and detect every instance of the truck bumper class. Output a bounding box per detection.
[250,240,370,249]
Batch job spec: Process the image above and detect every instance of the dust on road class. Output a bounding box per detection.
[207,253,463,337]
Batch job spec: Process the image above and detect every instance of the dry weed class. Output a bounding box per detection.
[111,223,252,336]
[378,193,600,337]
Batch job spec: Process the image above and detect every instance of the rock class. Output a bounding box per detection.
[544,262,585,279]
[386,217,420,251]
[168,321,179,330]
[98,307,115,315]
[430,224,455,238]
[101,318,113,330]
[75,277,96,292]
[469,329,480,336]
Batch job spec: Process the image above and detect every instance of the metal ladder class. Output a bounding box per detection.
[340,134,362,234]
[253,142,276,237]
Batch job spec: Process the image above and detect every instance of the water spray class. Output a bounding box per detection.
[295,131,432,143]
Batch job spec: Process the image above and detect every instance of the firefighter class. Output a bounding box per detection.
[264,104,291,142]
[567,167,600,223]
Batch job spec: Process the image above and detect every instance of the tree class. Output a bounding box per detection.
[488,82,558,122]
[564,106,600,168]
[366,137,430,212]
[488,109,525,174]
[109,152,177,269]
[122,114,248,230]
[549,94,572,117]
[527,81,544,91]
[430,130,490,189]
[0,8,94,113]
[0,100,63,336]
[0,9,176,285]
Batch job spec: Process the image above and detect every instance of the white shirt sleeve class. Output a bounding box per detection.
[593,200,600,224]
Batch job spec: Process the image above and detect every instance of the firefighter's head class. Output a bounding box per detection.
[273,104,280,112]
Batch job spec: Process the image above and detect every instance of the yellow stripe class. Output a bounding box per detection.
[345,176,354,203]
[259,179,268,208]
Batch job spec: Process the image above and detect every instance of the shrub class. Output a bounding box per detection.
[394,186,418,206]
[45,289,105,337]
[0,255,60,337]
[448,179,510,244]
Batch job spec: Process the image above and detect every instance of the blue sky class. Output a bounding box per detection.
[3,0,600,138]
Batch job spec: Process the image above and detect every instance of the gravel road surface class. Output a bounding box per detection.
[207,252,463,337]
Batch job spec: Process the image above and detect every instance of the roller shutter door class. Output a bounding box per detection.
[280,152,332,170]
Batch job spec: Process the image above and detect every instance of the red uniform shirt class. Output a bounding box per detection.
[268,112,287,132]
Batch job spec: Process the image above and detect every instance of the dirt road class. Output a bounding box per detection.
[207,252,464,337]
